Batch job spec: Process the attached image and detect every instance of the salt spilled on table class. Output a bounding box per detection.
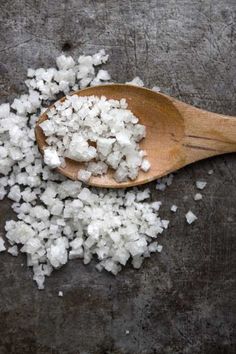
[0,50,175,289]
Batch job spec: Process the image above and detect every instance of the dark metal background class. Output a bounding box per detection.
[0,1,235,353]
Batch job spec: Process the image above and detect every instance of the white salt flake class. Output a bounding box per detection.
[156,174,174,191]
[8,245,18,256]
[0,237,6,252]
[8,185,21,202]
[47,237,68,268]
[185,211,198,224]
[50,200,64,216]
[161,220,169,229]
[0,103,10,118]
[96,69,111,81]
[67,134,97,162]
[141,159,151,172]
[170,205,178,212]
[78,169,92,182]
[151,201,162,211]
[87,162,108,176]
[196,181,207,190]
[126,77,144,87]
[97,137,115,157]
[43,148,61,168]
[194,193,202,201]
[56,55,75,70]
[152,86,161,93]
[39,120,55,136]
[136,189,150,201]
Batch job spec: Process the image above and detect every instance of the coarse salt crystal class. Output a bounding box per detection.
[196,181,207,190]
[170,205,178,212]
[161,220,169,229]
[8,185,21,202]
[0,237,6,252]
[126,77,144,87]
[152,86,161,92]
[185,211,197,224]
[141,159,151,172]
[8,245,18,256]
[43,148,61,168]
[194,193,202,201]
[78,169,92,182]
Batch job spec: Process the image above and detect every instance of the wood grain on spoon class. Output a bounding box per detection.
[35,84,236,188]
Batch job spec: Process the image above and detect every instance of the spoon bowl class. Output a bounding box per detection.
[35,84,236,188]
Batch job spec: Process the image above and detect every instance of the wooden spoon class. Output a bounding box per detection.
[35,84,236,188]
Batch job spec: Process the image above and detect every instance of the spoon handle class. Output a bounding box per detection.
[171,98,236,164]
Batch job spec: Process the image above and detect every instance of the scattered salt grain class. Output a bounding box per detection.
[208,169,214,175]
[87,162,108,176]
[58,291,64,297]
[152,86,161,92]
[156,183,166,191]
[0,187,6,200]
[141,159,151,172]
[148,242,158,252]
[78,169,92,182]
[161,220,169,229]
[194,193,202,201]
[0,103,10,118]
[126,76,144,87]
[185,211,198,224]
[156,174,173,191]
[43,148,61,168]
[0,50,185,290]
[170,205,178,212]
[196,181,207,190]
[50,200,64,216]
[56,55,75,70]
[0,146,8,159]
[8,185,21,202]
[136,189,150,201]
[96,69,111,81]
[151,201,162,211]
[8,245,18,256]
[0,237,6,252]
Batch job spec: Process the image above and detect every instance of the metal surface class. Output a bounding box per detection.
[0,1,235,353]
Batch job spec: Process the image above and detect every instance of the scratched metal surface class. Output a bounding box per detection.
[0,1,235,353]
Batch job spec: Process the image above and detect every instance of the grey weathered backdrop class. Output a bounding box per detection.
[0,1,235,353]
